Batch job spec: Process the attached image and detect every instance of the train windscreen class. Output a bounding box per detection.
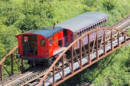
[22,35,37,56]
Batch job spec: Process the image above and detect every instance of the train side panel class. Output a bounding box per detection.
[76,30,104,49]
[37,35,49,58]
[17,35,23,56]
[48,30,64,57]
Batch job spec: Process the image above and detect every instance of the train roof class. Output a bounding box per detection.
[20,12,108,38]
[56,12,108,33]
[27,26,63,38]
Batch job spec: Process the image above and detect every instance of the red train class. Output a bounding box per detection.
[16,12,108,65]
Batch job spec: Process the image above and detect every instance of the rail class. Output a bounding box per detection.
[113,15,130,29]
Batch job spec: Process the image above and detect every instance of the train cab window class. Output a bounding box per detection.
[41,40,45,46]
[22,35,37,56]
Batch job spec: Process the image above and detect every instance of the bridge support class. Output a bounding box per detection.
[11,54,14,75]
[38,27,130,86]
[0,64,3,81]
[88,34,91,64]
[71,46,74,73]
[20,58,24,72]
[103,29,106,54]
[96,30,99,59]
[79,39,82,68]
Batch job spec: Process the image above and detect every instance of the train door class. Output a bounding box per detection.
[63,30,67,46]
[39,37,47,57]
[63,29,73,47]
[22,35,37,56]
[48,37,54,57]
[58,31,64,48]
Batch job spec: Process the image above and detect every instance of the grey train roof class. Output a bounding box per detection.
[56,12,108,32]
[24,12,108,38]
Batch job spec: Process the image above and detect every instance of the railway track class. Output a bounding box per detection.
[113,15,130,29]
[0,15,130,86]
[0,67,47,86]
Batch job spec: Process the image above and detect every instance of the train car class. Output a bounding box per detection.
[57,12,108,48]
[16,12,108,65]
[16,27,73,64]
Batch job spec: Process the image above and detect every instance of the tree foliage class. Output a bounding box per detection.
[0,0,129,85]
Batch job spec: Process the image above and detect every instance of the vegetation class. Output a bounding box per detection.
[0,0,129,85]
[81,46,130,86]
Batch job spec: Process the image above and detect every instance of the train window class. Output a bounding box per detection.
[41,40,45,46]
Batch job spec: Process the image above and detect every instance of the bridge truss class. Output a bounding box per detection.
[38,27,130,86]
[0,16,130,86]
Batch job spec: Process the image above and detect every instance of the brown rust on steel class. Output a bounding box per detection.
[79,39,82,68]
[0,14,129,85]
[111,28,113,50]
[43,80,45,86]
[103,28,106,54]
[124,34,126,42]
[0,46,18,65]
[38,26,130,86]
[0,64,3,81]
[53,66,55,85]
[62,55,65,79]
[0,46,18,81]
[54,40,130,86]
[96,30,99,59]
[71,46,74,73]
[113,28,130,37]
[82,41,87,57]
[117,32,120,46]
[88,34,91,64]
[11,54,14,75]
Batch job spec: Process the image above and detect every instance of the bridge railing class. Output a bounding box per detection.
[0,46,25,81]
[38,27,130,86]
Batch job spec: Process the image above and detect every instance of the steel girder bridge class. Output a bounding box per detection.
[0,15,130,86]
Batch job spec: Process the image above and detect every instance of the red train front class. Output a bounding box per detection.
[16,27,73,65]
